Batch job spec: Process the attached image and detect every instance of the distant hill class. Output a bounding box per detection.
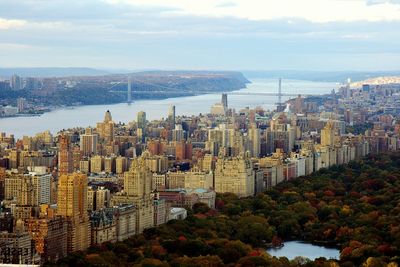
[0,70,249,107]
[0,67,111,78]
[243,70,400,83]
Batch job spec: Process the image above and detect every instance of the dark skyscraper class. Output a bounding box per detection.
[221,93,228,108]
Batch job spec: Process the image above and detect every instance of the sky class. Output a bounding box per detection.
[0,0,400,71]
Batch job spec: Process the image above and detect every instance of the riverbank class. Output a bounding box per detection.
[0,79,338,138]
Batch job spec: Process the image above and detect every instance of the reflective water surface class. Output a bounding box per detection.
[267,241,340,260]
[0,79,338,138]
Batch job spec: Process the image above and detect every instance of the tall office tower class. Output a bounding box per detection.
[10,74,22,90]
[214,155,255,197]
[57,173,90,253]
[137,111,147,131]
[221,93,228,109]
[58,135,73,176]
[80,127,98,156]
[248,125,261,157]
[96,110,114,143]
[168,105,176,126]
[127,76,132,103]
[321,120,335,147]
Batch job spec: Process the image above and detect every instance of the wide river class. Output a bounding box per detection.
[0,79,339,138]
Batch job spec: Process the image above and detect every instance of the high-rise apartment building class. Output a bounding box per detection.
[96,110,114,143]
[214,156,255,197]
[80,127,98,156]
[321,120,336,147]
[248,126,261,158]
[58,135,73,175]
[123,157,154,233]
[57,173,90,253]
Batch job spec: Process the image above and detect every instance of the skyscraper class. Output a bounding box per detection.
[137,111,147,131]
[248,125,261,158]
[221,93,228,109]
[97,110,114,143]
[57,173,90,253]
[168,105,176,126]
[321,120,335,147]
[80,127,98,156]
[123,156,155,233]
[58,135,73,176]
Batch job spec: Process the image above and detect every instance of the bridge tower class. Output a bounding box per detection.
[127,76,132,103]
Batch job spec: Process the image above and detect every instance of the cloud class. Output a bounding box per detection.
[0,18,26,29]
[109,0,400,23]
[0,0,399,70]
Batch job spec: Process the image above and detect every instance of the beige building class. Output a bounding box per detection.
[116,156,128,174]
[90,155,103,173]
[104,156,116,173]
[122,157,154,233]
[113,204,136,241]
[183,168,213,190]
[96,110,114,144]
[57,173,90,253]
[79,160,90,173]
[214,156,254,197]
[321,120,336,147]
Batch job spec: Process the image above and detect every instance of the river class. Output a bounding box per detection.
[0,79,338,138]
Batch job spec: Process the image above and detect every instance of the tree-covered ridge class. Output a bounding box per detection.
[50,152,400,267]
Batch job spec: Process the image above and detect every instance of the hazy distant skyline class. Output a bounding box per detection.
[1,0,400,71]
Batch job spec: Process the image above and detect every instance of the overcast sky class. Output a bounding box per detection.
[1,0,400,71]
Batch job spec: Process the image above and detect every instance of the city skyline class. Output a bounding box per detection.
[1,0,400,71]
